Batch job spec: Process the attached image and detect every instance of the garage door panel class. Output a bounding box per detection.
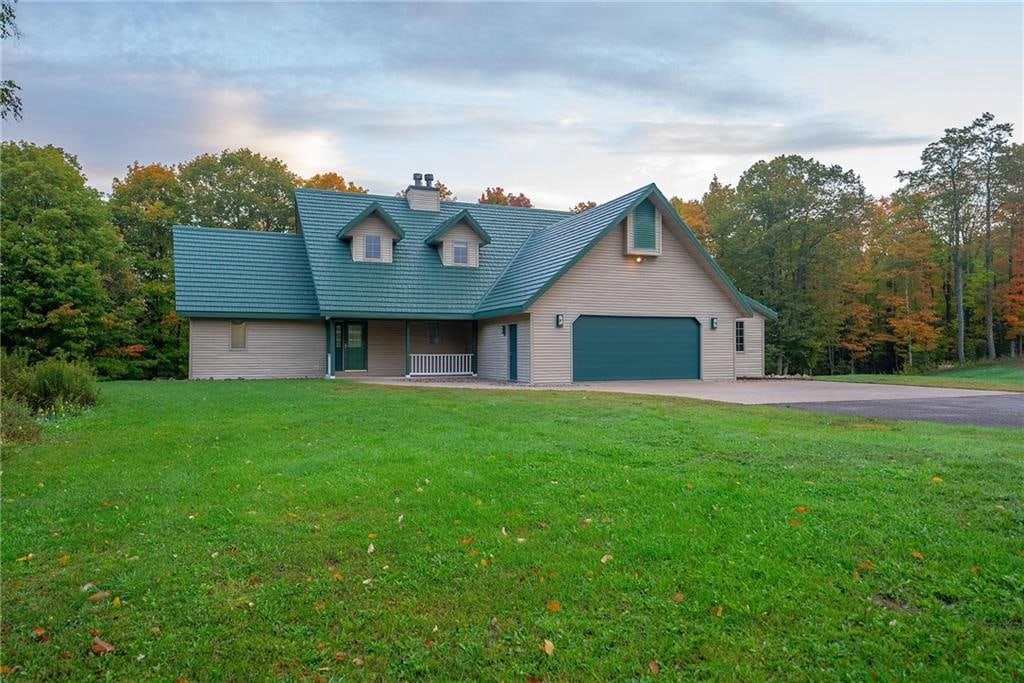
[572,316,699,381]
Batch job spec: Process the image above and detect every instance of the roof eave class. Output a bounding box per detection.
[335,202,406,241]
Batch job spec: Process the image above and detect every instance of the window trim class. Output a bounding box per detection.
[452,240,470,266]
[735,320,745,353]
[229,320,247,351]
[363,233,383,261]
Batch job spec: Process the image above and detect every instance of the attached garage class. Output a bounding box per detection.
[572,315,700,381]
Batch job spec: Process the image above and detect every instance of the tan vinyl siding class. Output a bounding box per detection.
[477,315,529,381]
[366,320,405,376]
[189,319,325,380]
[349,215,398,263]
[528,222,743,383]
[735,315,766,378]
[406,188,440,212]
[439,222,482,267]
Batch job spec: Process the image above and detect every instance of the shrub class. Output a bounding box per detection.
[1,398,42,445]
[19,358,99,414]
[1,348,31,397]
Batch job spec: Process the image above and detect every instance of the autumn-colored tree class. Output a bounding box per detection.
[571,200,597,213]
[669,196,715,254]
[397,180,455,201]
[479,187,532,208]
[999,143,1024,354]
[302,172,367,194]
[109,163,184,261]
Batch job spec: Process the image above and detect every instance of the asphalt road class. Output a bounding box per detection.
[785,394,1024,429]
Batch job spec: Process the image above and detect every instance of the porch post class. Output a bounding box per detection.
[404,320,411,376]
[471,320,478,375]
[324,318,335,378]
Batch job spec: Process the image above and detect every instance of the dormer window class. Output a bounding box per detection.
[364,234,382,260]
[453,240,469,265]
[424,209,492,268]
[335,201,405,264]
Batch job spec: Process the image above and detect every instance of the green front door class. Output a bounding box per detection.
[572,316,700,381]
[336,321,367,371]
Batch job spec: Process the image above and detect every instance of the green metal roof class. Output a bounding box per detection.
[294,188,566,318]
[741,294,779,319]
[423,208,492,245]
[174,185,769,322]
[476,184,753,318]
[172,226,320,318]
[336,201,405,240]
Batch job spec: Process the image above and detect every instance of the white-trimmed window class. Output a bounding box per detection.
[364,234,382,260]
[230,320,246,350]
[453,240,469,265]
[735,321,745,352]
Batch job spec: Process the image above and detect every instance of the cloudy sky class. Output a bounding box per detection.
[3,2,1022,209]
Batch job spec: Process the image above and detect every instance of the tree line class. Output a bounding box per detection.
[2,112,1021,378]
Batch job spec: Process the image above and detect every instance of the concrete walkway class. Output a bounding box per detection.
[356,376,1013,404]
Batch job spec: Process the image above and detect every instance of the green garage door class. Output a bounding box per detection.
[572,316,700,381]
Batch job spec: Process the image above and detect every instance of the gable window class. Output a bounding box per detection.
[230,320,246,350]
[735,321,745,352]
[427,322,441,345]
[453,240,469,265]
[364,234,382,260]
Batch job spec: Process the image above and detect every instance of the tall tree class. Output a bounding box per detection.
[712,155,869,374]
[479,186,532,208]
[0,142,141,368]
[178,149,298,232]
[1,0,22,120]
[669,196,715,253]
[898,123,981,364]
[302,172,367,194]
[973,113,1014,359]
[999,143,1024,355]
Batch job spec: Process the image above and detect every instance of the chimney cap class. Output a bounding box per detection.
[412,172,423,187]
[424,173,434,188]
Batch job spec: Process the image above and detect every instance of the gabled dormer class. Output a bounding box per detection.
[624,197,662,257]
[424,209,491,268]
[336,202,404,263]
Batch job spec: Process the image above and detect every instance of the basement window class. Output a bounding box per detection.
[230,320,247,350]
[364,234,382,260]
[735,321,745,352]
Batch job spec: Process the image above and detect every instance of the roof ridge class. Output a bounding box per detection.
[293,186,572,216]
[172,225,303,238]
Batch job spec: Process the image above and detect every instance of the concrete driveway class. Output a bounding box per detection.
[357,377,1022,428]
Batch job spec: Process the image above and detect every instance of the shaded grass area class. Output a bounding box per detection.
[815,360,1024,392]
[2,380,1022,679]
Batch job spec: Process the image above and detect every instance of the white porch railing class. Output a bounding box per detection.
[409,353,475,376]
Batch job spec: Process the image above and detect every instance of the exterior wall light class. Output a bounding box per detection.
[635,256,645,263]
[555,314,564,328]
[710,317,718,330]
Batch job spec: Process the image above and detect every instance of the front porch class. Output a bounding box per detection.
[327,319,478,378]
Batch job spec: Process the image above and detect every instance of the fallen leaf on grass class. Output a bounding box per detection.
[969,566,981,575]
[91,637,115,656]
[112,597,122,607]
[459,536,474,546]
[910,551,925,560]
[542,639,555,656]
[709,605,724,618]
[16,553,34,562]
[332,573,344,581]
[649,660,661,674]
[33,626,48,642]
[88,591,111,602]
[247,577,262,586]
[546,600,562,613]
[314,601,326,611]
[788,518,802,527]
[367,543,375,554]
[351,657,364,666]
[931,476,944,484]
[856,560,875,572]
[600,554,613,564]
[58,554,70,566]
[794,506,810,514]
[671,592,685,603]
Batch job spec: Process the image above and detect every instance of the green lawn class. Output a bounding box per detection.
[815,360,1024,392]
[2,380,1022,679]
